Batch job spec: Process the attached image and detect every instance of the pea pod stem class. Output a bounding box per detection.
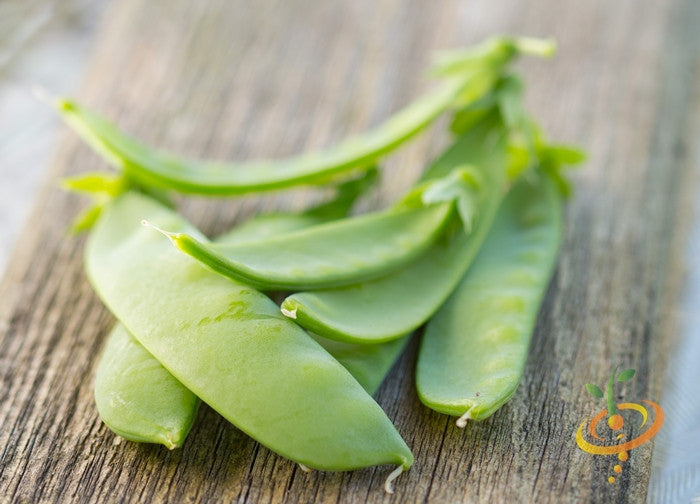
[606,366,619,416]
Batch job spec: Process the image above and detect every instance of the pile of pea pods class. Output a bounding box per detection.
[54,37,584,492]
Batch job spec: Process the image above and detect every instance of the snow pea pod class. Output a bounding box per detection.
[51,37,549,196]
[280,119,509,343]
[86,192,413,479]
[53,77,487,195]
[415,176,562,424]
[312,333,411,396]
[97,298,410,450]
[92,173,384,447]
[153,202,453,291]
[94,324,199,449]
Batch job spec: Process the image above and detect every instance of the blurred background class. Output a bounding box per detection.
[0,0,104,274]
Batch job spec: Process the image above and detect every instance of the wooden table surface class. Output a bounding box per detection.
[1,0,699,502]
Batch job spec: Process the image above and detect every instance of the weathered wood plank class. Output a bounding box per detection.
[0,0,698,502]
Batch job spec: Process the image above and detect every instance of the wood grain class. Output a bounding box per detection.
[1,0,699,502]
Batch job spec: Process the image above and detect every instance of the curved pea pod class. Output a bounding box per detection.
[53,77,479,195]
[154,202,453,291]
[49,37,551,196]
[94,324,200,448]
[86,192,413,479]
[280,122,509,343]
[415,176,562,424]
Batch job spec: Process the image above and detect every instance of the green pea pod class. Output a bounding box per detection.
[50,37,550,196]
[92,169,381,448]
[152,202,453,291]
[91,217,297,449]
[94,324,200,449]
[92,175,387,448]
[281,119,509,343]
[86,192,413,483]
[220,208,413,397]
[312,333,412,396]
[415,176,562,424]
[53,78,483,195]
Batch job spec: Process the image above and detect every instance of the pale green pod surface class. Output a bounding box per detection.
[86,192,413,472]
[281,121,509,343]
[92,171,378,449]
[311,333,412,396]
[415,177,562,423]
[92,215,317,448]
[94,324,199,448]
[162,203,452,291]
[215,213,328,244]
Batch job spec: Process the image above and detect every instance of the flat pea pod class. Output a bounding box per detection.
[92,215,299,449]
[281,120,509,343]
[92,177,384,448]
[99,315,411,449]
[415,176,562,424]
[94,324,199,449]
[86,192,413,478]
[48,37,553,196]
[154,202,453,291]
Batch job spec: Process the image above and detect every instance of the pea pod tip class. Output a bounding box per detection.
[141,219,179,243]
[384,465,406,494]
[280,306,297,319]
[456,409,473,428]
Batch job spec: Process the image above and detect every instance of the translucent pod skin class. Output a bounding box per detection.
[416,176,562,423]
[94,324,199,449]
[86,192,413,473]
[92,212,330,448]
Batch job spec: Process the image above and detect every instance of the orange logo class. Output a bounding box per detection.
[575,366,664,483]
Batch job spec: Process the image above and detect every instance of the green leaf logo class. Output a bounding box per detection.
[617,369,636,382]
[586,384,604,398]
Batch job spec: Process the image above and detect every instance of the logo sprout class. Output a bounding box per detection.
[585,366,636,430]
[576,365,663,485]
